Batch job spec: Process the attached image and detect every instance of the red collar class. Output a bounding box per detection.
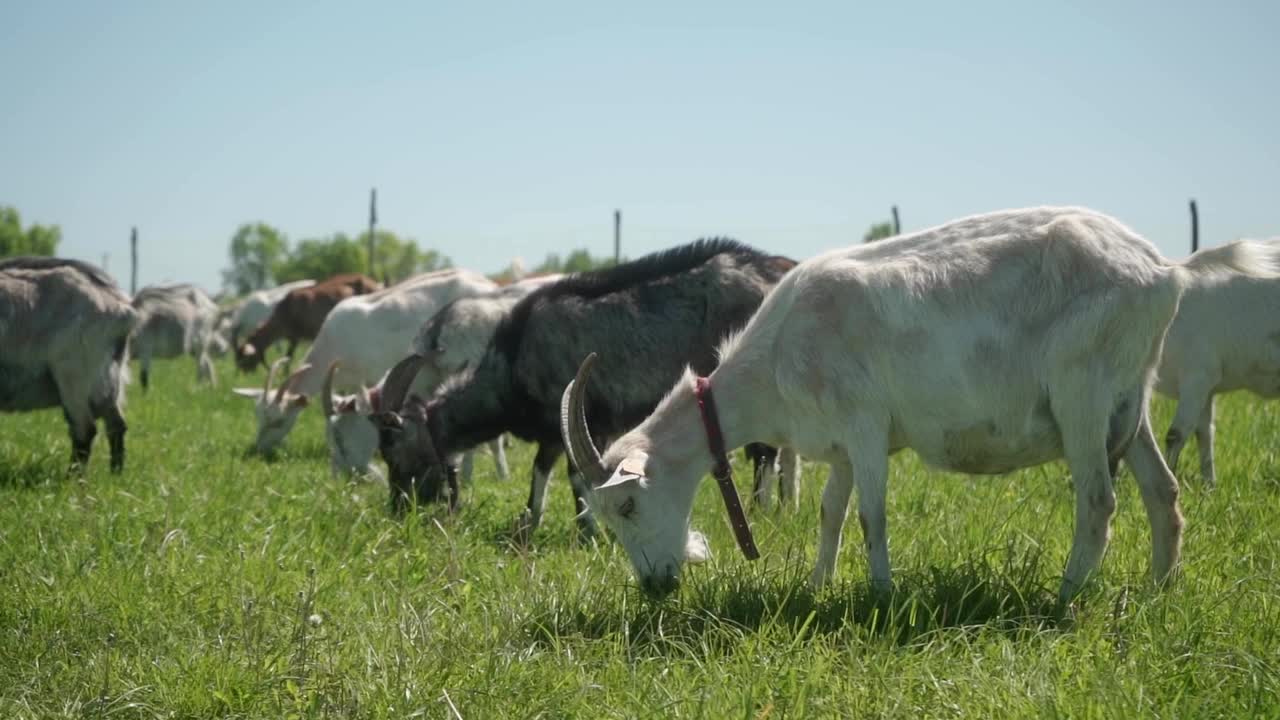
[693,376,759,560]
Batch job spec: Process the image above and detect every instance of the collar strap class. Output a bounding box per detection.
[693,376,759,560]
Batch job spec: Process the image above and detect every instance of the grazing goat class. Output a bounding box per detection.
[560,207,1279,602]
[0,257,137,471]
[1156,238,1280,486]
[323,275,561,480]
[234,270,496,454]
[374,239,798,538]
[222,279,315,352]
[130,283,221,388]
[235,273,381,372]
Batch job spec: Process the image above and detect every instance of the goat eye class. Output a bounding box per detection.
[618,497,635,519]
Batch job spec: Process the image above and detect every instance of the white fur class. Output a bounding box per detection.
[223,279,316,346]
[1156,238,1280,485]
[235,269,499,455]
[576,207,1277,601]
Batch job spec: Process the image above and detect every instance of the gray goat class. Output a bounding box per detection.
[0,257,137,471]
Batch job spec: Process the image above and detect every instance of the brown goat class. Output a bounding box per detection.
[235,273,381,372]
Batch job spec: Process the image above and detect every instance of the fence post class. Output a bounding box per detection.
[614,209,621,263]
[368,188,378,278]
[1189,199,1199,254]
[891,205,901,235]
[130,227,138,294]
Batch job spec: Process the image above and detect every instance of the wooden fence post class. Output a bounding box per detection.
[1189,199,1199,254]
[614,209,621,263]
[368,188,378,278]
[130,227,138,294]
[891,205,901,235]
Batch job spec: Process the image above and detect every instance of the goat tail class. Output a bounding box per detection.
[1176,239,1280,282]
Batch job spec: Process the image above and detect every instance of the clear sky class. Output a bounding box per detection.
[3,1,1277,294]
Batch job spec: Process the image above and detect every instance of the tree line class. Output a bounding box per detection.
[0,206,61,257]
[221,223,451,296]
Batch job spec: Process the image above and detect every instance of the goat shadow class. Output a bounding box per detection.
[518,550,1129,654]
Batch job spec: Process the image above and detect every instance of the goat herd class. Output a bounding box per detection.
[3,206,1278,604]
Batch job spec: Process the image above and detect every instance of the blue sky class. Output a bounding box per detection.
[3,1,1277,293]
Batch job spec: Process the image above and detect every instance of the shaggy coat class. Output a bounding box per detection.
[0,257,138,471]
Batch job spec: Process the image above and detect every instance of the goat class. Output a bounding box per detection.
[0,257,137,471]
[233,269,496,454]
[322,275,561,481]
[374,239,799,538]
[235,273,381,372]
[1156,238,1280,486]
[560,207,1279,602]
[222,279,316,353]
[130,283,221,388]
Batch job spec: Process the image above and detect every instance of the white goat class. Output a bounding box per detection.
[1156,238,1280,486]
[320,275,561,481]
[233,269,498,455]
[223,279,316,350]
[561,207,1278,602]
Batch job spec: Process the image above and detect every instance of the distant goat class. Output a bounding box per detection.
[560,207,1278,602]
[322,275,561,481]
[235,273,381,372]
[130,283,221,388]
[222,279,316,353]
[1157,238,1280,486]
[234,269,496,455]
[0,257,137,471]
[374,239,798,539]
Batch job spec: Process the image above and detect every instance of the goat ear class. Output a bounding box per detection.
[685,530,711,564]
[598,455,646,490]
[232,388,265,400]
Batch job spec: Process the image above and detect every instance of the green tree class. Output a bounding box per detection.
[532,248,617,275]
[222,223,288,295]
[863,221,895,243]
[0,206,62,257]
[273,233,366,284]
[357,230,452,284]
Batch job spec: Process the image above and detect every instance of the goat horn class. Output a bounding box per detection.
[560,352,609,488]
[275,363,313,405]
[264,357,287,397]
[322,362,339,417]
[382,355,425,412]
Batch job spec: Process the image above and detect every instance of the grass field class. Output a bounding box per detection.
[1,351,1278,718]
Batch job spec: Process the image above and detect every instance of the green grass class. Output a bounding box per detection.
[2,352,1279,718]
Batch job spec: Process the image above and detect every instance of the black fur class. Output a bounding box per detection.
[378,238,796,527]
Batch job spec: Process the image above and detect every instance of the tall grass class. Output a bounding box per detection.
[1,352,1277,718]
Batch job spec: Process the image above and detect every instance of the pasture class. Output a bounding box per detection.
[1,351,1278,718]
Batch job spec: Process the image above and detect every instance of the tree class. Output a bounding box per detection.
[532,248,618,275]
[222,223,288,295]
[863,221,895,243]
[357,230,452,284]
[0,206,62,258]
[273,233,365,284]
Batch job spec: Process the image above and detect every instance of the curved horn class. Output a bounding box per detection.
[382,354,426,411]
[322,362,339,417]
[276,363,313,405]
[264,357,287,397]
[560,352,608,488]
